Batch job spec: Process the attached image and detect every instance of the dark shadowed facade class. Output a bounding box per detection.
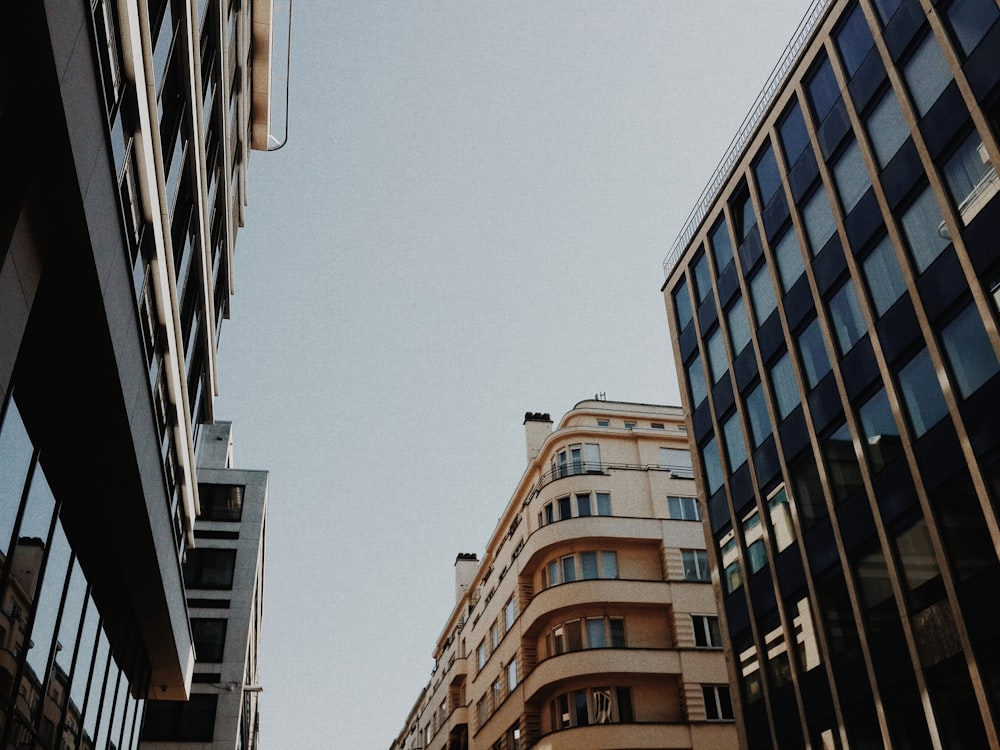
[662,0,1000,747]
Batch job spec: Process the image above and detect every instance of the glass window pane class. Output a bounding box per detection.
[0,401,34,558]
[946,0,1000,56]
[746,383,772,447]
[601,551,618,579]
[749,261,778,324]
[856,547,897,631]
[774,228,806,292]
[903,34,953,116]
[836,3,875,76]
[586,618,606,648]
[701,437,725,494]
[779,101,811,167]
[768,487,796,553]
[707,327,728,384]
[610,618,626,648]
[824,421,864,502]
[561,556,576,583]
[833,140,872,212]
[807,57,841,122]
[723,411,748,471]
[901,187,949,273]
[858,388,903,472]
[674,278,694,330]
[862,235,907,316]
[802,185,837,255]
[895,517,943,611]
[829,280,867,353]
[688,354,708,408]
[798,317,832,387]
[866,89,909,168]
[710,217,733,273]
[577,493,591,516]
[580,551,599,580]
[734,189,757,243]
[754,141,783,205]
[727,297,751,355]
[898,348,949,436]
[596,492,611,516]
[694,251,713,304]
[941,303,1000,398]
[771,352,800,419]
[873,0,904,23]
[943,130,996,217]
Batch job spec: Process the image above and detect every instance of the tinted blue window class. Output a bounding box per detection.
[754,141,783,206]
[702,437,725,494]
[945,0,999,57]
[807,57,840,122]
[828,280,867,354]
[773,229,806,292]
[708,327,729,384]
[833,139,872,213]
[862,236,907,316]
[898,348,949,436]
[745,383,772,447]
[688,354,708,408]
[801,185,837,255]
[710,217,734,273]
[858,387,903,471]
[779,101,811,167]
[674,278,694,330]
[723,411,748,471]
[836,4,875,77]
[941,303,1000,398]
[866,89,909,168]
[727,297,752,355]
[903,34,953,117]
[798,317,832,387]
[873,0,903,24]
[900,186,948,273]
[694,251,713,303]
[771,352,800,419]
[749,262,778,324]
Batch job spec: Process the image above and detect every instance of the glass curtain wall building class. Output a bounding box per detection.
[0,0,280,747]
[662,0,1000,748]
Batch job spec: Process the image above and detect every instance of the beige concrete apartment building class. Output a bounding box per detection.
[389,400,738,750]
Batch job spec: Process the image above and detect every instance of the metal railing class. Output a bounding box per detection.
[662,0,833,278]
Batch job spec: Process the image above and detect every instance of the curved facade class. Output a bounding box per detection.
[389,401,737,750]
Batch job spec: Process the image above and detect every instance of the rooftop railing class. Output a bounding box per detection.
[662,0,833,279]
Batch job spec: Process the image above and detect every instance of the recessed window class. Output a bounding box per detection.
[945,0,999,57]
[866,88,909,168]
[709,216,734,273]
[770,351,800,420]
[745,383,772,447]
[779,100,811,167]
[552,443,601,478]
[660,447,694,477]
[701,437,725,495]
[651,422,665,429]
[545,551,617,588]
[801,185,837,255]
[198,483,244,521]
[858,388,903,472]
[898,348,949,436]
[773,227,806,292]
[624,421,636,430]
[596,418,610,427]
[190,618,227,662]
[693,615,723,648]
[727,297,752,355]
[547,616,626,656]
[903,34,953,117]
[862,235,907,316]
[552,687,633,729]
[183,548,237,590]
[942,129,998,223]
[141,694,218,742]
[749,261,778,324]
[667,496,700,521]
[833,139,872,212]
[797,317,833,388]
[828,279,867,354]
[693,250,713,304]
[823,421,864,503]
[900,186,949,273]
[681,549,711,582]
[687,354,709,408]
[753,140,783,206]
[723,411,748,471]
[835,3,875,77]
[704,685,735,721]
[895,516,944,611]
[504,597,516,632]
[732,186,757,245]
[940,302,1000,398]
[719,529,741,593]
[807,56,841,123]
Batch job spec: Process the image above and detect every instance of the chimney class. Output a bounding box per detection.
[454,553,478,603]
[524,412,552,464]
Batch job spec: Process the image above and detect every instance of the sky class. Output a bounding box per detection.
[213,2,812,746]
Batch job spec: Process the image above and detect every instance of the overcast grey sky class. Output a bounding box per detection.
[213,2,811,746]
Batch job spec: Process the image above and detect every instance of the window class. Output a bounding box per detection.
[491,619,501,649]
[668,496,700,521]
[807,57,840,122]
[749,261,778,324]
[898,348,949,436]
[552,443,601,477]
[828,280,867,354]
[596,418,610,427]
[190,618,227,662]
[557,496,572,521]
[693,251,713,303]
[903,34,953,116]
[596,492,611,516]
[704,685,735,721]
[693,615,723,648]
[546,551,617,587]
[681,549,710,582]
[941,302,1000,398]
[745,383,772,447]
[651,422,665,429]
[835,3,875,77]
[768,486,796,553]
[477,696,489,728]
[552,687,633,729]
[866,88,909,168]
[723,411,748,471]
[577,493,591,516]
[688,353,708,408]
[477,640,488,671]
[858,388,903,472]
[743,510,768,574]
[504,597,516,632]
[900,186,949,273]
[943,130,998,222]
[801,184,837,254]
[733,187,757,244]
[709,216,733,272]
[873,0,903,23]
[183,548,237,590]
[505,722,520,750]
[660,447,694,477]
[754,140,783,206]
[779,100,811,167]
[833,139,872,212]
[895,516,944,611]
[507,659,517,693]
[707,326,729,384]
[562,555,577,583]
[720,529,742,593]
[824,421,864,502]
[198,483,244,521]
[798,317,832,387]
[773,228,806,292]
[770,351,800,420]
[945,0,999,56]
[701,437,725,495]
[141,694,218,741]
[727,297,752,355]
[862,235,907,316]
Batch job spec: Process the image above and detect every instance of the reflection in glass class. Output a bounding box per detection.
[862,235,906,316]
[866,89,909,168]
[710,216,733,273]
[701,437,725,495]
[762,616,792,688]
[898,348,949,437]
[779,100,810,167]
[818,569,860,654]
[798,317,832,388]
[754,141,783,206]
[727,297,752,355]
[723,411,748,472]
[83,623,112,745]
[835,3,875,77]
[858,388,903,472]
[828,280,867,354]
[742,510,767,574]
[793,454,828,529]
[940,302,1000,398]
[674,278,694,330]
[902,34,953,116]
[736,632,763,703]
[749,261,778,324]
[720,529,742,593]
[768,486,796,553]
[25,508,73,698]
[895,517,943,611]
[771,352,800,420]
[833,140,872,213]
[823,421,863,503]
[0,399,35,558]
[802,185,837,255]
[807,57,840,122]
[707,327,728,384]
[931,470,997,582]
[745,383,772,448]
[694,251,713,304]
[774,228,806,292]
[790,597,822,671]
[688,354,708,408]
[945,0,999,56]
[901,186,949,273]
[69,595,101,735]
[856,547,897,631]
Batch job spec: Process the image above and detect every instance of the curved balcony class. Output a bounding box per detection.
[521,578,670,636]
[530,721,695,749]
[519,516,664,571]
[523,648,682,702]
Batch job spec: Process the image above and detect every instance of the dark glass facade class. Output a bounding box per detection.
[664,0,1000,747]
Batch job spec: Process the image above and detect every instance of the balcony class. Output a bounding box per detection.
[520,578,671,636]
[529,721,696,749]
[519,516,664,571]
[523,649,682,702]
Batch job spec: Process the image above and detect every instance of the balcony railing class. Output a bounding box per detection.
[662,0,833,278]
[534,461,694,495]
